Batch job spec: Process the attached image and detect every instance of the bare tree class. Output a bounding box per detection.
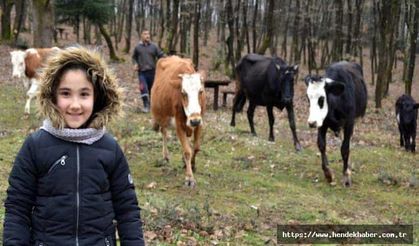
[1,0,14,41]
[257,0,275,54]
[124,0,134,53]
[193,0,201,68]
[404,0,419,95]
[32,0,55,47]
[375,0,400,108]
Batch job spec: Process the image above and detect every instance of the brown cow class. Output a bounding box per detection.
[151,56,206,187]
[10,47,60,114]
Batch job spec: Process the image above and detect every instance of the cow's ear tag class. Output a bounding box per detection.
[275,64,281,70]
[293,65,299,72]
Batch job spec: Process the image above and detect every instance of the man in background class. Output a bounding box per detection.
[132,29,164,113]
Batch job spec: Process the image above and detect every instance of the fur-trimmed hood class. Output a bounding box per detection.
[38,46,123,129]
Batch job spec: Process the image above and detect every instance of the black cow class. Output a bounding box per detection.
[395,94,418,152]
[230,53,301,151]
[304,61,367,187]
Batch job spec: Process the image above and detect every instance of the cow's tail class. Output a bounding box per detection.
[233,63,246,113]
[234,90,246,113]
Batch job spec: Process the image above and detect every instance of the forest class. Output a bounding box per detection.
[1,0,418,106]
[0,0,418,245]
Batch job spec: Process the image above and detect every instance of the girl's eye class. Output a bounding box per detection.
[81,92,91,97]
[59,91,70,97]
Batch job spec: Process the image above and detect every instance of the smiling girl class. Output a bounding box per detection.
[3,47,144,246]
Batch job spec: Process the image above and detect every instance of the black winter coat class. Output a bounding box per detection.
[3,130,144,246]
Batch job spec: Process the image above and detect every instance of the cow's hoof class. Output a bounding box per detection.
[230,122,236,127]
[324,169,334,184]
[343,178,352,187]
[251,132,257,137]
[184,178,196,188]
[155,159,168,167]
[268,137,275,142]
[295,143,302,152]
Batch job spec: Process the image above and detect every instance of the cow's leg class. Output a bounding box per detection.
[25,79,38,114]
[191,125,202,172]
[231,90,245,127]
[318,126,334,184]
[161,127,170,162]
[23,77,30,90]
[342,124,354,187]
[411,132,416,152]
[247,102,257,136]
[285,103,302,151]
[398,124,404,147]
[24,96,32,114]
[267,105,275,141]
[403,131,410,151]
[176,127,195,187]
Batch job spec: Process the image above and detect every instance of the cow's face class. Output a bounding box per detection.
[305,75,345,128]
[278,64,298,104]
[397,99,419,125]
[10,50,26,78]
[180,73,204,127]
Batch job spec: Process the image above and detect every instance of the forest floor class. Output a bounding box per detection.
[0,31,418,245]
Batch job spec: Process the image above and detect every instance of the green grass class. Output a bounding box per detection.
[0,83,417,245]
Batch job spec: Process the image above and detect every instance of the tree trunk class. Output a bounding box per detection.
[13,0,26,46]
[281,0,292,60]
[166,0,179,52]
[405,0,419,95]
[291,0,301,64]
[124,0,134,53]
[352,0,364,61]
[1,0,14,41]
[193,0,201,69]
[234,0,242,60]
[243,0,250,54]
[32,0,54,47]
[252,0,259,53]
[331,0,344,61]
[345,0,353,54]
[83,17,91,44]
[257,0,274,54]
[95,25,102,45]
[158,0,165,48]
[375,0,400,108]
[98,24,121,61]
[203,0,211,46]
[225,0,235,77]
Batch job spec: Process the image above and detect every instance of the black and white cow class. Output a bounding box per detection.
[304,61,367,187]
[395,94,418,152]
[230,53,301,151]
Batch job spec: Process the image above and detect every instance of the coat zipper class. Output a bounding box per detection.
[47,155,68,174]
[76,145,80,246]
[105,237,111,246]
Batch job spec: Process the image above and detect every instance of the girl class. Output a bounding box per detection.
[3,47,144,246]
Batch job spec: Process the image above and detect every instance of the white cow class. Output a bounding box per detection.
[10,48,60,114]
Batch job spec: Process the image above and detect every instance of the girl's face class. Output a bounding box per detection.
[56,69,94,129]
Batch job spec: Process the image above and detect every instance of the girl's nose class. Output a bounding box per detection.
[69,97,81,110]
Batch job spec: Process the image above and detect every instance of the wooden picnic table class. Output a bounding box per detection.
[204,80,231,110]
